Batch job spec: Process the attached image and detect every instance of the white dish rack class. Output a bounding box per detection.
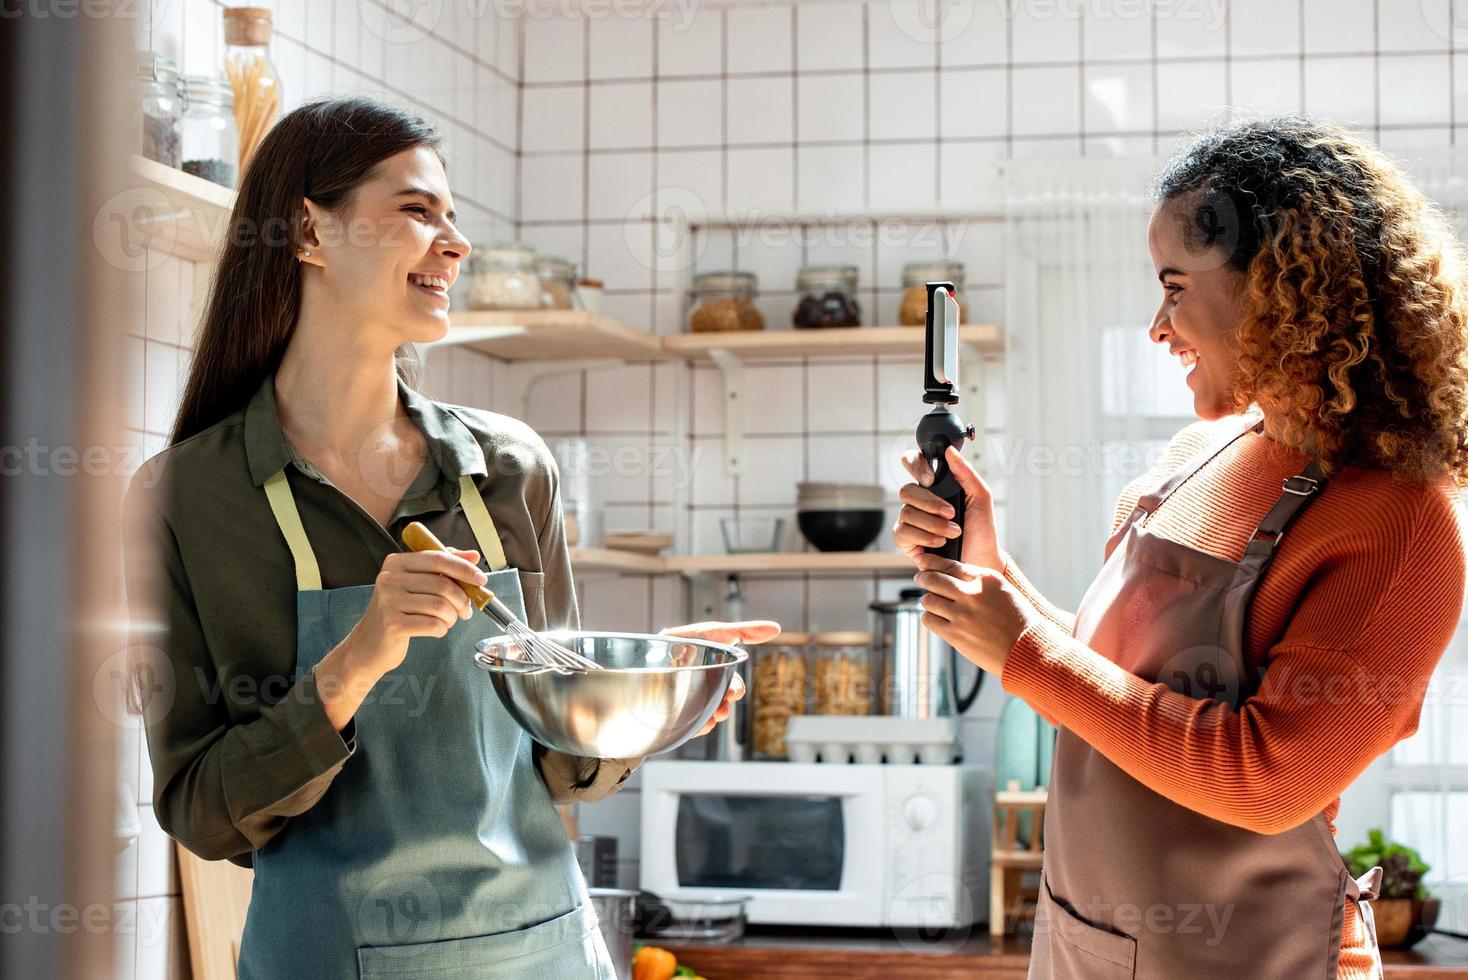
[784,715,960,765]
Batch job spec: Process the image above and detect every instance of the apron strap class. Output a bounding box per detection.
[1240,456,1328,566]
[263,468,322,592]
[458,474,508,571]
[1135,414,1264,524]
[1348,865,1384,902]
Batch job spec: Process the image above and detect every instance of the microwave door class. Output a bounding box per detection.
[640,762,886,927]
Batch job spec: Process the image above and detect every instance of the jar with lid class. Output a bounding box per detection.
[138,51,182,168]
[898,261,967,327]
[179,75,239,188]
[750,632,811,759]
[688,271,764,333]
[223,5,282,177]
[792,266,862,329]
[466,243,543,311]
[811,631,875,716]
[537,256,578,309]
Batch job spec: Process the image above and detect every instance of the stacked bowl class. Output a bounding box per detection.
[796,482,887,552]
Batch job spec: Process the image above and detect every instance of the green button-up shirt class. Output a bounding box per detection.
[123,371,638,867]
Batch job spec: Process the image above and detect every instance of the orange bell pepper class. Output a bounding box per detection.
[632,945,678,980]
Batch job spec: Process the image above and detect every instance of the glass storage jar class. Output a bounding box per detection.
[138,51,182,168]
[750,632,811,759]
[537,256,578,309]
[898,261,967,327]
[793,265,862,329]
[222,6,282,178]
[466,243,543,311]
[179,75,239,188]
[688,271,764,333]
[811,631,876,716]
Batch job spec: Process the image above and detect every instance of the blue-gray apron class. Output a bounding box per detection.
[237,467,614,979]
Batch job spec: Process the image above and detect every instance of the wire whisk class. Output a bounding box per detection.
[402,522,601,672]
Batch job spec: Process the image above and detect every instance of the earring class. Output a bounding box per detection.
[302,250,311,257]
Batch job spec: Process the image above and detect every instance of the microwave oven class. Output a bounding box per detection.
[639,760,990,929]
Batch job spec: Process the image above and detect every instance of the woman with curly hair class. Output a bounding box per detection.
[895,117,1468,978]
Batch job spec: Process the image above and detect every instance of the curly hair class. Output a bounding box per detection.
[1154,117,1468,487]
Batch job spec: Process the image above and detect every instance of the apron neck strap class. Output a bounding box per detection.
[1136,415,1263,519]
[457,474,508,571]
[261,469,510,593]
[263,468,322,592]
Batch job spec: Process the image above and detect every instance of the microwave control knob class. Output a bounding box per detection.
[903,794,936,831]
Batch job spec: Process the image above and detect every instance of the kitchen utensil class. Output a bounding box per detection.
[917,281,977,560]
[401,522,600,672]
[577,835,619,888]
[473,631,748,757]
[589,888,638,978]
[655,895,750,944]
[870,587,983,717]
[720,516,783,553]
[710,651,751,761]
[795,509,885,551]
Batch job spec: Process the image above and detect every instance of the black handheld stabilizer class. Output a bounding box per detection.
[919,282,975,560]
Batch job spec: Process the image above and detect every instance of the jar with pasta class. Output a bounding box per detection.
[537,256,578,310]
[898,261,966,327]
[466,243,543,311]
[222,6,281,179]
[750,633,811,760]
[688,271,764,333]
[811,631,875,716]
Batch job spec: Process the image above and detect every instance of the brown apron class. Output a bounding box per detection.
[1030,416,1385,979]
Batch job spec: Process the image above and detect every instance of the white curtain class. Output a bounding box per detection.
[998,154,1181,611]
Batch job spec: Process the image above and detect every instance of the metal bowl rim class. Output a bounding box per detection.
[471,629,750,674]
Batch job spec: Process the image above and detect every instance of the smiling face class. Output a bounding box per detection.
[1146,195,1250,419]
[298,145,470,346]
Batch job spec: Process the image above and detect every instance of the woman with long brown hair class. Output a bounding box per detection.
[123,97,766,978]
[896,118,1468,977]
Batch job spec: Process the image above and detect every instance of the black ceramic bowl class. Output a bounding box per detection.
[797,508,886,552]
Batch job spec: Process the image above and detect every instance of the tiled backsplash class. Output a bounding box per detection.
[121,0,1468,970]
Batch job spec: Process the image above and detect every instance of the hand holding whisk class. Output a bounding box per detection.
[401,522,600,672]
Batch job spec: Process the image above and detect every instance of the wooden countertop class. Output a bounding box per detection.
[665,925,1468,979]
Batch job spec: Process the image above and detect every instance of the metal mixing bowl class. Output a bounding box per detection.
[473,631,747,758]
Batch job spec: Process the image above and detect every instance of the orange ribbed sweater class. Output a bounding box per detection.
[998,417,1467,978]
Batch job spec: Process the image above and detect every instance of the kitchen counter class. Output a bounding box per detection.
[667,926,1468,979]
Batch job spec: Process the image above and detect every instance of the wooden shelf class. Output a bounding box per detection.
[569,549,914,575]
[442,311,667,361]
[566,547,669,574]
[440,313,1004,363]
[664,324,1003,360]
[115,154,234,263]
[671,551,912,574]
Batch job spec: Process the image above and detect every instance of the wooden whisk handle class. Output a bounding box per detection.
[401,521,496,612]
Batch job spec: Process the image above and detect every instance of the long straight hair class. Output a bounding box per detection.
[169,97,443,447]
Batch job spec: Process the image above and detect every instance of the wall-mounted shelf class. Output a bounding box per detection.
[568,549,914,576]
[567,546,670,574]
[443,311,667,361]
[440,313,1005,363]
[110,154,234,264]
[664,324,1003,360]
